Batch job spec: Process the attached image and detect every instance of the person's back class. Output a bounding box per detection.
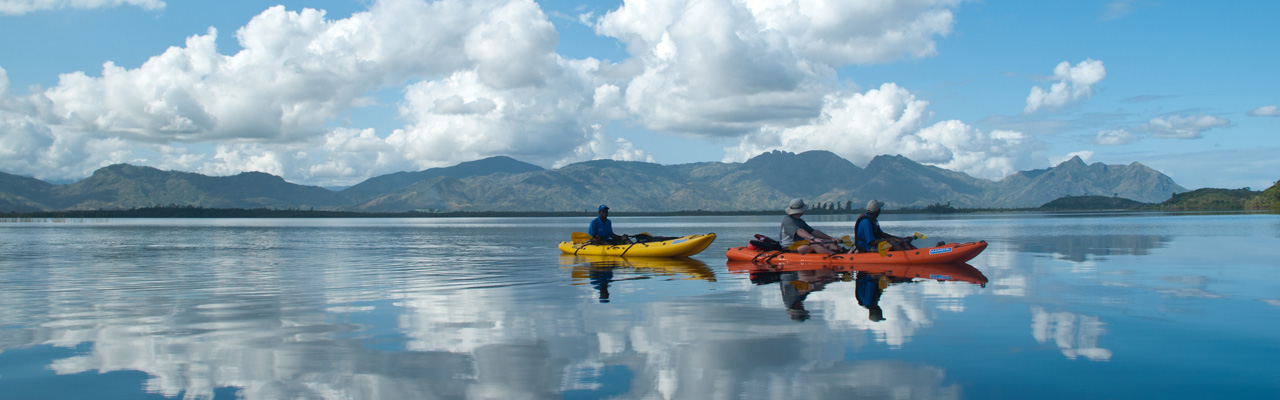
[853,212,880,252]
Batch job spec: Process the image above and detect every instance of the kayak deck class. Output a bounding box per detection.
[560,233,717,257]
[726,240,987,265]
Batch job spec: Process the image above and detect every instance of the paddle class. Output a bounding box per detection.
[876,233,928,256]
[571,232,654,244]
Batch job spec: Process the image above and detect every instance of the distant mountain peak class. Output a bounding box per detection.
[1062,156,1088,167]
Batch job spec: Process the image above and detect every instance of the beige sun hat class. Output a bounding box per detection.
[786,198,807,215]
[867,199,884,213]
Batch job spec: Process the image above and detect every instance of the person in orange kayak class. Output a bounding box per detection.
[780,198,842,254]
[852,199,916,253]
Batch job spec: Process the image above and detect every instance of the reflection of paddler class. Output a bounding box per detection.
[779,269,840,322]
[855,272,887,322]
[589,267,613,303]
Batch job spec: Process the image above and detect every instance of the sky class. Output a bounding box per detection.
[0,0,1276,190]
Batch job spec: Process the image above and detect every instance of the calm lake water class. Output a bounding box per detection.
[1,213,1277,399]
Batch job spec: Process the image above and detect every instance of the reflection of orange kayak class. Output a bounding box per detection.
[726,260,988,286]
[725,241,987,265]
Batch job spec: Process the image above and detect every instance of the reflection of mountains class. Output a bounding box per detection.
[1014,234,1169,262]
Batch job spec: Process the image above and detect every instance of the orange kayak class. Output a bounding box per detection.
[725,240,987,265]
[726,259,988,286]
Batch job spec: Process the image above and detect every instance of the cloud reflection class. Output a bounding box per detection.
[1030,306,1112,361]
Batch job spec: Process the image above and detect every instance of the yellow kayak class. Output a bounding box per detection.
[558,233,717,257]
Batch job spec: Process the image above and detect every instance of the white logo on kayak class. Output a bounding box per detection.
[929,274,953,280]
[673,239,687,244]
[929,247,953,255]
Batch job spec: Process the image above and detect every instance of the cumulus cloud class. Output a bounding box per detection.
[1094,129,1135,145]
[0,0,163,15]
[1,0,637,184]
[1024,59,1106,113]
[1248,105,1280,117]
[1,0,971,185]
[594,0,960,137]
[726,83,1043,180]
[1143,114,1230,139]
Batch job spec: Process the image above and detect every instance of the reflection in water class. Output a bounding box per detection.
[1030,306,1113,361]
[562,256,715,303]
[8,215,1271,398]
[729,261,988,343]
[1014,234,1169,262]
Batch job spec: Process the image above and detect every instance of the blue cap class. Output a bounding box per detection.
[598,205,609,211]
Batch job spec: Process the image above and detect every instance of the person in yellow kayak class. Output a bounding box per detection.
[589,205,631,245]
[780,198,842,254]
[852,199,916,253]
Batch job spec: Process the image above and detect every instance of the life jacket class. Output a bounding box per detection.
[853,213,886,251]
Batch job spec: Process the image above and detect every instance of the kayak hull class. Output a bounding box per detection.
[560,233,717,257]
[726,240,987,265]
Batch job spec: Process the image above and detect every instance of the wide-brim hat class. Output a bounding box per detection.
[786,198,807,215]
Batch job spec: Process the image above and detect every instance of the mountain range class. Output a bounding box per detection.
[0,151,1187,213]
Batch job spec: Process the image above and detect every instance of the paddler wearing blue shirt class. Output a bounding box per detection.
[853,199,915,253]
[588,205,630,245]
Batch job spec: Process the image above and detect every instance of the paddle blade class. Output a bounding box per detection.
[841,235,854,247]
[913,232,928,239]
[788,240,809,250]
[572,232,592,244]
[877,241,891,256]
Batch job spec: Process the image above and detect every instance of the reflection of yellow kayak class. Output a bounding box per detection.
[559,233,716,257]
[562,255,716,281]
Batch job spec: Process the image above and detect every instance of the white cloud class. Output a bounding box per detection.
[1143,114,1230,139]
[2,0,619,184]
[1024,59,1106,113]
[0,0,163,15]
[561,124,655,168]
[1052,151,1093,165]
[1094,129,1135,145]
[726,83,1044,180]
[1247,105,1280,117]
[1100,0,1137,21]
[1,0,971,186]
[594,0,961,137]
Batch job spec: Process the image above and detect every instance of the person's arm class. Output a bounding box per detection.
[796,229,815,240]
[812,229,835,241]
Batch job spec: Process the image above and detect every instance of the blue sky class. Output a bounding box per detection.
[0,0,1275,190]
